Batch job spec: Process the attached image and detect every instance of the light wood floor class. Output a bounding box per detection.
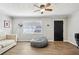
[3,41,79,55]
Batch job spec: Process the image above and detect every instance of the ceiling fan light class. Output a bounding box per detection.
[40,9,45,12]
[41,12,43,14]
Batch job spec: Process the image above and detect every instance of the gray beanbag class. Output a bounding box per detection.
[31,37,48,48]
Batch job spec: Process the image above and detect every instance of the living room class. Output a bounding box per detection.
[0,3,79,55]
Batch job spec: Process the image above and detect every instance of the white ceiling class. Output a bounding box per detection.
[0,3,79,17]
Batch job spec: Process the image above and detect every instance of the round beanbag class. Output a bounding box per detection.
[31,37,48,48]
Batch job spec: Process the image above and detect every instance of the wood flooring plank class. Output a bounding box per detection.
[3,41,79,55]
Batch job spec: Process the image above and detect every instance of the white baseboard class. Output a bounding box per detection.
[17,40,67,42]
[48,40,53,42]
[68,40,77,46]
[18,40,53,42]
[63,40,68,42]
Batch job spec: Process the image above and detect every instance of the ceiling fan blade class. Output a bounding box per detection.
[45,9,52,11]
[33,10,40,12]
[33,4,40,8]
[46,3,51,7]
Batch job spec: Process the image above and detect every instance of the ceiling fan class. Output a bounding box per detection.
[33,3,53,14]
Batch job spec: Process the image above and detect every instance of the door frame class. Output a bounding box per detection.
[53,19,67,42]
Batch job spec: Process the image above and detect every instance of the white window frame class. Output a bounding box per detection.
[23,21,42,34]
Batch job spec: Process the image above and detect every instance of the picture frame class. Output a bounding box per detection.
[4,20,10,28]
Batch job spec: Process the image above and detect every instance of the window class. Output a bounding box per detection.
[23,21,42,34]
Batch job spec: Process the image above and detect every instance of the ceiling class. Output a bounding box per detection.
[0,3,79,17]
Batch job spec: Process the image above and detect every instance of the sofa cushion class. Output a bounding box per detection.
[0,40,15,47]
[0,35,6,40]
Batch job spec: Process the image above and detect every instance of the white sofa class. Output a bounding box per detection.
[0,34,17,54]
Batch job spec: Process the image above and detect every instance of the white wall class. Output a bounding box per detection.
[68,11,79,46]
[12,16,67,42]
[0,14,12,35]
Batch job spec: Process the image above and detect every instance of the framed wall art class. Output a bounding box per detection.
[4,20,10,28]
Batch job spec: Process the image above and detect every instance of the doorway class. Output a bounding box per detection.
[54,21,63,41]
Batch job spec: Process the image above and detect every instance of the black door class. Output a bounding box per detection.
[54,21,63,41]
